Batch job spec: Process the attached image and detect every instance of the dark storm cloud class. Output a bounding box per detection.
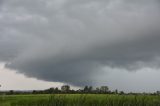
[0,0,3,5]
[0,0,160,86]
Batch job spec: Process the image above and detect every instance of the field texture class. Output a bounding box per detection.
[0,94,160,106]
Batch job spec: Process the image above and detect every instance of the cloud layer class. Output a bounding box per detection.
[0,0,160,86]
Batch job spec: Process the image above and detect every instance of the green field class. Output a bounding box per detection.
[1,94,160,106]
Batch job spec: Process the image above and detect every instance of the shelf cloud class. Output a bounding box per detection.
[0,0,160,86]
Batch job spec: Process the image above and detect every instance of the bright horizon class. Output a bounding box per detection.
[1,63,160,93]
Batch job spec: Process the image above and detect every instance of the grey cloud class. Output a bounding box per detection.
[0,0,160,86]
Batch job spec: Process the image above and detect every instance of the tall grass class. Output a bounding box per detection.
[1,94,160,106]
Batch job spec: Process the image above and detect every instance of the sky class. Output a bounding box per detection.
[0,0,160,92]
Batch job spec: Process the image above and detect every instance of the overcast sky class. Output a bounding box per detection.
[0,0,160,92]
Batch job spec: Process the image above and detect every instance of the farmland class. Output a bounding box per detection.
[1,94,160,106]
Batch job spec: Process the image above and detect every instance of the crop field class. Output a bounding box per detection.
[0,94,160,106]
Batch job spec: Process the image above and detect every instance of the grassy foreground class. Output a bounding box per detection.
[1,94,160,106]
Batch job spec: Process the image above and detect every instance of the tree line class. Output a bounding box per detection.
[32,85,114,94]
[1,85,160,95]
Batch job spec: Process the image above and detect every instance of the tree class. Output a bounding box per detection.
[96,87,100,93]
[32,90,37,94]
[120,91,125,95]
[100,86,109,93]
[115,89,118,94]
[88,86,93,92]
[84,86,89,93]
[45,88,55,94]
[54,87,59,93]
[9,90,14,95]
[61,85,70,93]
[156,91,160,95]
[83,86,93,93]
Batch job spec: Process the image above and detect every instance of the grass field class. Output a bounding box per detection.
[1,94,160,106]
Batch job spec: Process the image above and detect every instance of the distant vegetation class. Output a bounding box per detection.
[32,85,113,95]
[1,85,160,106]
[1,85,160,95]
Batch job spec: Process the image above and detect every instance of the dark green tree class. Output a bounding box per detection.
[61,85,70,93]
